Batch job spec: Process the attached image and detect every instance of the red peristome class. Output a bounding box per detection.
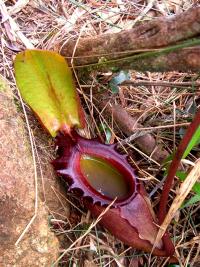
[53,131,175,257]
[53,131,137,206]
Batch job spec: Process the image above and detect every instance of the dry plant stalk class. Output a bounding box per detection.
[0,0,34,48]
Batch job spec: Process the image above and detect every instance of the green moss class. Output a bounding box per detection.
[0,75,8,92]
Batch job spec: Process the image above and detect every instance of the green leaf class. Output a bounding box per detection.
[176,171,200,195]
[109,70,130,93]
[109,82,119,93]
[182,125,200,158]
[192,181,200,195]
[182,194,200,209]
[14,50,85,137]
[99,123,112,144]
[111,70,130,85]
[176,171,200,208]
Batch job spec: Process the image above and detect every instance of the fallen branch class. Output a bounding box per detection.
[58,6,200,73]
[67,43,200,73]
[99,102,169,163]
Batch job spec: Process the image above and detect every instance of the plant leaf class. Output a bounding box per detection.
[14,50,85,137]
[176,171,200,208]
[177,171,200,195]
[111,70,130,85]
[99,123,112,144]
[182,194,200,209]
[182,125,200,158]
[109,70,130,93]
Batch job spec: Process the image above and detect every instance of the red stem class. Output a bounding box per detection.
[158,108,200,224]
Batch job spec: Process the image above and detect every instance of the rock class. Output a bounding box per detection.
[0,75,60,266]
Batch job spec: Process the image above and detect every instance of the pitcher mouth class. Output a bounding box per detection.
[52,132,138,207]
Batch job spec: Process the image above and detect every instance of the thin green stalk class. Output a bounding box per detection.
[73,38,200,69]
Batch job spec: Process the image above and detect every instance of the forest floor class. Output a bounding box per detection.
[0,0,200,266]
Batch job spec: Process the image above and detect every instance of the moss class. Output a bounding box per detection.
[0,75,9,92]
